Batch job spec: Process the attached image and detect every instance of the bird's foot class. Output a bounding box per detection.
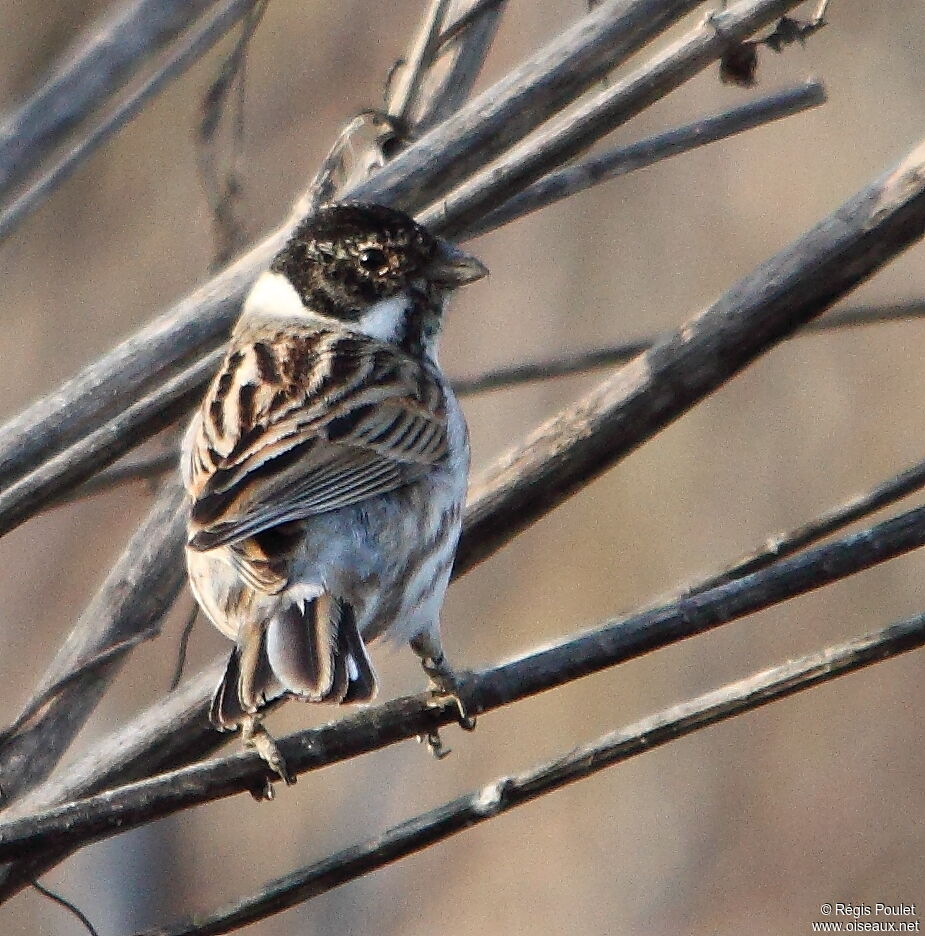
[703,3,732,35]
[241,715,295,799]
[421,654,477,733]
[417,728,453,760]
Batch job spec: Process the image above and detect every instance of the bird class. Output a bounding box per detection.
[181,202,487,785]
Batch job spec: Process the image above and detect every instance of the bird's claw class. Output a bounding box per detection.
[417,729,453,760]
[703,4,732,37]
[422,655,478,732]
[241,716,296,798]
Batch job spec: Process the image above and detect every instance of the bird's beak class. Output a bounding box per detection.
[428,239,489,287]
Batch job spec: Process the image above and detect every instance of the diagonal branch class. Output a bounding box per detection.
[0,0,232,201]
[44,450,178,508]
[455,137,925,575]
[384,0,452,125]
[351,0,709,215]
[404,0,509,133]
[422,0,809,239]
[0,628,162,749]
[451,301,925,395]
[686,453,925,595]
[437,0,506,48]
[4,495,925,863]
[135,611,925,936]
[0,351,220,538]
[0,0,259,244]
[467,79,826,238]
[0,482,188,804]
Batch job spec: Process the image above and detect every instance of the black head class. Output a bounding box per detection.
[270,203,486,322]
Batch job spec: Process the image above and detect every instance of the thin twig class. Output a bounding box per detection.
[688,456,925,595]
[42,450,178,508]
[136,612,925,936]
[451,301,925,395]
[407,0,508,133]
[385,0,451,125]
[0,0,258,243]
[0,349,218,539]
[170,605,200,692]
[423,0,810,238]
[302,0,509,217]
[0,483,188,805]
[197,0,271,268]
[5,496,925,862]
[469,80,826,237]
[437,0,506,47]
[0,626,162,747]
[0,0,226,200]
[30,879,100,936]
[198,1,269,146]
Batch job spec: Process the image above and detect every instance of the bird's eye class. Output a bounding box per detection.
[358,247,389,274]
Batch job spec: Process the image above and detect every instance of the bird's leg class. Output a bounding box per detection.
[420,653,477,730]
[240,713,295,798]
[410,631,477,759]
[417,726,452,760]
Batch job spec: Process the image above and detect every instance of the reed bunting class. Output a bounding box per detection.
[181,202,487,782]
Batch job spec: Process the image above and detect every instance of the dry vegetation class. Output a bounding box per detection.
[0,1,922,934]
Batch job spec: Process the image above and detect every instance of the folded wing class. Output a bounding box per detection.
[184,328,449,552]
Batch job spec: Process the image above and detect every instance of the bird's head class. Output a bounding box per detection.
[247,202,487,358]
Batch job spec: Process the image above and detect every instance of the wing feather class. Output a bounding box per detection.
[184,327,448,551]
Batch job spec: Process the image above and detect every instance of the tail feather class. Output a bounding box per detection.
[210,647,241,730]
[210,644,284,730]
[339,607,377,704]
[209,591,377,730]
[266,591,338,700]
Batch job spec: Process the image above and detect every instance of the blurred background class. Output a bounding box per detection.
[0,1,923,933]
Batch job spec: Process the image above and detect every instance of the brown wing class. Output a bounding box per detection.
[183,329,449,552]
